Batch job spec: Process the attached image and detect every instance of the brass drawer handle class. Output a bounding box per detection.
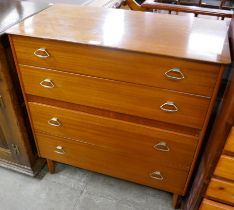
[150,171,164,181]
[154,142,170,152]
[48,117,61,127]
[160,101,178,113]
[40,79,54,89]
[54,145,65,155]
[165,68,185,80]
[34,48,50,58]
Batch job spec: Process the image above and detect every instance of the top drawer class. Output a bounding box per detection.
[11,36,220,97]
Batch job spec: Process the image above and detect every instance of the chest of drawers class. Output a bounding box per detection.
[7,5,231,207]
[200,128,234,210]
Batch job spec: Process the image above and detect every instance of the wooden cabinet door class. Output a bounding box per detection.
[0,108,15,163]
[0,39,44,175]
[0,40,33,165]
[0,123,8,149]
[0,42,18,162]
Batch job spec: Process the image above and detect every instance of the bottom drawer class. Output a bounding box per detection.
[206,178,234,205]
[36,132,188,195]
[200,199,234,210]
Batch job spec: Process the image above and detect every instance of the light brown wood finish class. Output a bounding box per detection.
[7,5,231,208]
[28,102,197,170]
[224,127,234,154]
[200,199,234,210]
[7,5,230,64]
[20,65,210,129]
[11,36,221,97]
[214,155,234,181]
[182,16,234,209]
[36,132,188,195]
[28,95,199,137]
[126,0,146,11]
[206,178,234,205]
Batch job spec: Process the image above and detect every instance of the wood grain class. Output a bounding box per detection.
[0,34,46,175]
[7,5,231,64]
[206,178,234,205]
[224,127,234,154]
[7,5,231,202]
[0,121,8,149]
[200,199,234,210]
[36,132,189,195]
[19,65,210,129]
[11,36,220,97]
[214,155,234,181]
[0,40,37,168]
[28,102,198,170]
[28,95,199,137]
[181,17,234,209]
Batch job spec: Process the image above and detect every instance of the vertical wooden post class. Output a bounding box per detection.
[172,194,182,209]
[47,159,55,174]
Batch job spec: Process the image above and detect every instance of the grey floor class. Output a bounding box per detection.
[0,163,174,210]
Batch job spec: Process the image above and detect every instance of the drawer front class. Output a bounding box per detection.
[28,102,198,170]
[214,155,234,181]
[200,199,234,210]
[12,36,220,97]
[224,127,234,154]
[206,178,234,205]
[20,65,210,128]
[36,132,188,195]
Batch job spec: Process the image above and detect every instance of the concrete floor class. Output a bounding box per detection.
[0,163,174,210]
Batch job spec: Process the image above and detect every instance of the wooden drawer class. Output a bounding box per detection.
[206,178,234,205]
[200,199,234,210]
[36,132,189,195]
[28,102,198,170]
[224,127,234,154]
[12,36,220,97]
[20,65,210,128]
[214,155,234,181]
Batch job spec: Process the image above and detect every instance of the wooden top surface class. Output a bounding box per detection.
[0,0,49,35]
[7,4,231,64]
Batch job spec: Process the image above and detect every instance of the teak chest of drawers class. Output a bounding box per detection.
[200,128,234,210]
[7,5,231,207]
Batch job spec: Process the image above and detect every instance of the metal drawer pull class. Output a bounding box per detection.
[165,68,185,80]
[160,101,178,112]
[34,48,50,58]
[48,117,61,127]
[40,79,54,88]
[154,142,170,152]
[54,146,65,155]
[150,171,164,181]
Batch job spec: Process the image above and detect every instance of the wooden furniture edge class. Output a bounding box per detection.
[181,65,225,195]
[181,16,234,209]
[141,2,233,18]
[0,157,45,176]
[7,35,44,170]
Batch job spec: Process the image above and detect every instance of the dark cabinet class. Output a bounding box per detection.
[0,37,44,175]
[0,0,48,175]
